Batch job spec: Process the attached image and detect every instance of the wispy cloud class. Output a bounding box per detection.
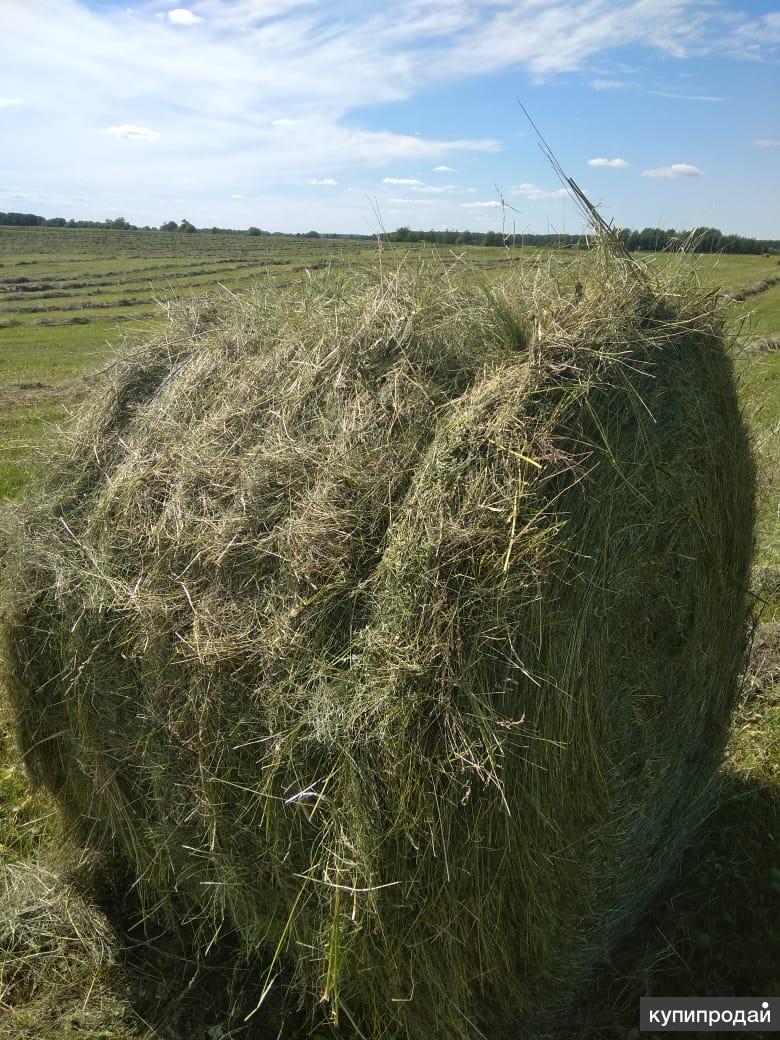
[383,177,424,186]
[642,163,703,178]
[461,200,502,208]
[753,139,780,148]
[511,182,568,200]
[0,96,23,107]
[410,184,463,193]
[1,0,499,201]
[307,178,338,185]
[105,124,162,141]
[589,82,725,102]
[721,10,780,60]
[590,79,628,90]
[433,164,455,172]
[587,157,629,168]
[167,9,203,26]
[647,90,724,102]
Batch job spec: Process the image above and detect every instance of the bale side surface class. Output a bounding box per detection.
[0,252,755,1038]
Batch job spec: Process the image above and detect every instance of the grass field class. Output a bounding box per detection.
[0,226,777,1039]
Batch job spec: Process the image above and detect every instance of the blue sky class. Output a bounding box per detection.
[1,0,778,235]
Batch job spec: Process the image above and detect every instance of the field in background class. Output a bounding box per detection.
[0,226,777,1038]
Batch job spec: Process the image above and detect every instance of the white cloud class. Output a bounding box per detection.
[433,164,455,172]
[0,0,773,232]
[360,134,496,161]
[167,8,203,25]
[387,197,438,205]
[231,193,244,198]
[753,139,780,148]
[410,183,462,193]
[105,124,162,141]
[642,163,703,178]
[587,157,630,168]
[461,200,503,208]
[647,90,724,102]
[191,0,348,31]
[590,82,725,103]
[383,177,424,185]
[511,182,568,200]
[590,79,628,90]
[721,11,780,60]
[307,178,338,185]
[0,96,23,107]
[424,0,727,79]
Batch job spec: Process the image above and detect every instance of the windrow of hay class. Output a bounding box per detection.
[726,272,780,302]
[0,862,146,1040]
[0,862,115,1010]
[0,249,756,1039]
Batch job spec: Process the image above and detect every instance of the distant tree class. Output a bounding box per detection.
[160,220,178,232]
[303,230,320,238]
[179,219,197,233]
[0,212,43,226]
[247,226,262,236]
[691,227,723,253]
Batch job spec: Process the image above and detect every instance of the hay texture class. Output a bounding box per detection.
[0,863,135,1040]
[0,251,755,1038]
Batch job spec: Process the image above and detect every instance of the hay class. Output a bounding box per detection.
[0,861,143,1040]
[0,249,756,1038]
[0,862,115,1009]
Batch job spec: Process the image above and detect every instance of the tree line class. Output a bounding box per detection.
[0,213,326,236]
[1,211,777,254]
[384,226,780,254]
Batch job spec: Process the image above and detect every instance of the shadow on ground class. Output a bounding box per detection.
[565,771,779,1039]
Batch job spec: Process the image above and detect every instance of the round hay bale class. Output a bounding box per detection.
[0,252,755,1038]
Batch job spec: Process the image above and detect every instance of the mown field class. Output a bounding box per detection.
[0,226,777,1039]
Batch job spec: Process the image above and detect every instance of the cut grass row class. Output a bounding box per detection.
[0,264,375,318]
